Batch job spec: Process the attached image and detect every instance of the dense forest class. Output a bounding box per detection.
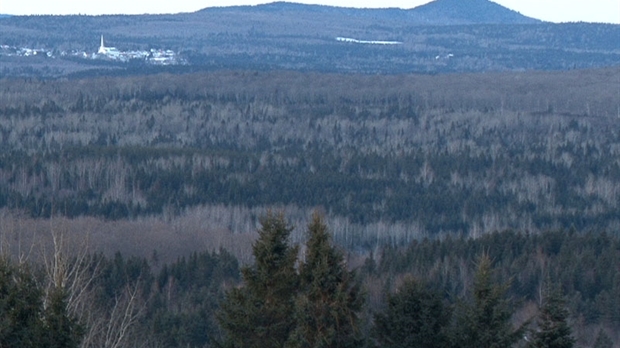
[0,69,618,246]
[0,22,619,344]
[0,213,618,347]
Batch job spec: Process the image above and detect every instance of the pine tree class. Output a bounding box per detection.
[528,283,575,348]
[42,287,83,348]
[0,258,45,348]
[451,254,525,348]
[217,212,299,348]
[373,278,450,348]
[593,329,613,348]
[286,212,364,348]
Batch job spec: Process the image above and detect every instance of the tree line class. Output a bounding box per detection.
[2,10,619,76]
[1,213,618,347]
[0,69,618,238]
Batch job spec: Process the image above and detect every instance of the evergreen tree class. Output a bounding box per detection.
[42,287,83,348]
[592,329,613,348]
[373,278,450,348]
[217,212,299,348]
[528,283,575,348]
[286,212,364,348]
[0,259,45,348]
[0,258,83,348]
[451,254,525,348]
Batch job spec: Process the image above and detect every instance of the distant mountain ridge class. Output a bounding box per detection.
[198,0,541,25]
[3,0,619,77]
[412,0,540,24]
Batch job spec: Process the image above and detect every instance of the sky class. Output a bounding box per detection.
[2,0,619,24]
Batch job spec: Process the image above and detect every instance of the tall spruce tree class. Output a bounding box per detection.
[528,283,575,348]
[42,287,83,348]
[286,213,364,348]
[217,212,299,348]
[451,254,526,348]
[0,258,45,347]
[0,257,81,348]
[593,329,613,348]
[373,278,450,348]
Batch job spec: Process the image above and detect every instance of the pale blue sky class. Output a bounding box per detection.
[2,0,619,24]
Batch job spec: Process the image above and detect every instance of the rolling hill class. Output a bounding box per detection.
[197,0,540,25]
[0,1,618,76]
[412,0,540,24]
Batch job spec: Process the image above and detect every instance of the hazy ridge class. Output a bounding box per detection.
[1,0,618,76]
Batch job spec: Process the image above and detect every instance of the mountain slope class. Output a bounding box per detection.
[4,1,620,77]
[197,0,541,25]
[412,0,540,24]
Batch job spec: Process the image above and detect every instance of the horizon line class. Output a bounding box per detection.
[1,0,618,24]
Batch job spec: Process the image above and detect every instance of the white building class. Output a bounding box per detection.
[98,36,120,56]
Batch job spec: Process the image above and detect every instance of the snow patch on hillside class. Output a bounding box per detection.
[336,37,402,45]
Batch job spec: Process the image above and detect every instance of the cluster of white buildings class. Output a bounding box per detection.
[0,37,186,66]
[95,36,185,65]
[0,44,54,58]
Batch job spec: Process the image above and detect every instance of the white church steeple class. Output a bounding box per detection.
[98,35,106,54]
[97,35,108,54]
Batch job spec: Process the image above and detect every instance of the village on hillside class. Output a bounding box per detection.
[0,35,186,65]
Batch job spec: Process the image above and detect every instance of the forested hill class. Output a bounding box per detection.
[1,68,618,246]
[200,0,540,25]
[407,0,540,24]
[1,1,619,76]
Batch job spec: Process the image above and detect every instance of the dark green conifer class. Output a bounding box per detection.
[42,287,83,348]
[217,212,299,348]
[373,277,450,348]
[0,258,45,347]
[286,212,364,348]
[0,257,84,348]
[451,254,525,348]
[593,329,613,348]
[528,283,575,348]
